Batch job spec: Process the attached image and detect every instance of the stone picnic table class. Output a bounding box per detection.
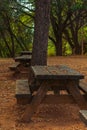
[22,65,87,122]
[15,55,32,66]
[20,51,32,56]
[9,52,32,71]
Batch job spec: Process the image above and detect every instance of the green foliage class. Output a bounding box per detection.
[0,0,35,57]
[63,42,72,55]
[47,42,56,56]
[0,0,87,57]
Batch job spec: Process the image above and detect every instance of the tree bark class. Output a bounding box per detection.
[31,0,50,65]
[0,31,12,56]
[55,33,62,56]
[51,14,63,56]
[5,13,15,58]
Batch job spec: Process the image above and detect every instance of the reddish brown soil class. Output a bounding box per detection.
[0,56,87,130]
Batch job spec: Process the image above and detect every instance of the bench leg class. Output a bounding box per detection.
[67,80,87,109]
[53,87,60,95]
[21,81,49,122]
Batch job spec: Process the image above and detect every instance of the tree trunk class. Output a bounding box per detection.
[73,33,81,55]
[0,31,12,56]
[31,0,50,65]
[5,13,15,58]
[51,14,63,56]
[13,34,25,51]
[10,33,15,58]
[55,34,62,56]
[75,44,81,55]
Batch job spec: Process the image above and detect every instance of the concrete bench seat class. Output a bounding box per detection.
[15,79,32,104]
[9,62,20,71]
[79,110,87,125]
[79,81,87,93]
[79,82,87,125]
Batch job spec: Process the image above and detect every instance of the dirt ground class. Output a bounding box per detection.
[1,56,87,130]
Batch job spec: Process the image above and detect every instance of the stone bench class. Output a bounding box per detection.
[9,62,20,71]
[79,81,87,93]
[79,110,87,125]
[15,79,32,105]
[79,81,87,125]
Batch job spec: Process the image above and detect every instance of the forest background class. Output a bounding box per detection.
[0,0,87,58]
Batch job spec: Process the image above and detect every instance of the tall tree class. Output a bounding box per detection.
[50,0,87,56]
[31,0,50,65]
[22,0,51,122]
